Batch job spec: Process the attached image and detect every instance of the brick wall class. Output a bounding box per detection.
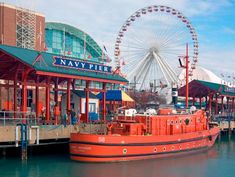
[0,3,45,51]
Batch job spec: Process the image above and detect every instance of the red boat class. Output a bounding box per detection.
[70,108,220,162]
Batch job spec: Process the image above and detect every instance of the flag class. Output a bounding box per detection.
[103,45,107,52]
[120,57,125,66]
[160,81,163,88]
[67,49,72,55]
[107,58,112,62]
[83,34,86,60]
[178,58,183,67]
[106,55,112,62]
[44,46,48,51]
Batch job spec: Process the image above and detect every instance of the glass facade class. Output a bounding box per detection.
[45,23,102,63]
[45,29,92,60]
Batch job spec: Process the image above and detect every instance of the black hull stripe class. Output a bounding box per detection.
[70,146,208,158]
[70,133,219,147]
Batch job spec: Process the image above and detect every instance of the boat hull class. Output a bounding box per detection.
[70,127,220,162]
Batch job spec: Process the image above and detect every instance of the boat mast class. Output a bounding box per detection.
[185,43,189,109]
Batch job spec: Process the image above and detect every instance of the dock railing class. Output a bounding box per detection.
[212,112,235,122]
[0,111,40,126]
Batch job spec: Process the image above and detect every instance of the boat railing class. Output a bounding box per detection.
[79,121,107,135]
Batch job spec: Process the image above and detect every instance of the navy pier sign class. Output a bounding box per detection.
[224,86,235,94]
[53,56,112,74]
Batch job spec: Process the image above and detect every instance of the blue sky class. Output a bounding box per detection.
[3,0,235,78]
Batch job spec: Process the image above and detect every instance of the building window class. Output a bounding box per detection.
[89,103,96,113]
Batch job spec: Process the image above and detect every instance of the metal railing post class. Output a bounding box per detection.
[3,111,5,126]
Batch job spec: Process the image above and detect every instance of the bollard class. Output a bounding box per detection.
[2,148,6,157]
[18,123,28,160]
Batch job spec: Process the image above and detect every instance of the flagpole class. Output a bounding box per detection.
[63,27,66,56]
[185,43,189,109]
[84,33,86,60]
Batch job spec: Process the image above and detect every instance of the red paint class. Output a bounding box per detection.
[36,71,126,85]
[35,76,39,119]
[70,109,220,162]
[85,81,90,123]
[13,77,17,119]
[185,44,189,108]
[102,83,106,122]
[54,78,58,106]
[46,78,50,122]
[21,83,27,124]
[67,79,71,123]
[21,69,30,124]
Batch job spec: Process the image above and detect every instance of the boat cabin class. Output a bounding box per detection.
[109,108,207,136]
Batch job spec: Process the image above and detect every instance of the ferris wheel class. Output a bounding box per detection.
[114,5,198,91]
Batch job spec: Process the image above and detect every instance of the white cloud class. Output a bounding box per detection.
[199,48,235,75]
[2,0,235,73]
[223,27,235,35]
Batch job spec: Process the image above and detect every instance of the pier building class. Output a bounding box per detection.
[0,3,128,155]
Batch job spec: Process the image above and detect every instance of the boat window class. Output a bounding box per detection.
[179,119,182,124]
[123,148,128,154]
[154,147,157,152]
[175,120,178,124]
[171,120,174,124]
[171,146,175,151]
[179,145,182,150]
[163,147,166,151]
[184,118,190,125]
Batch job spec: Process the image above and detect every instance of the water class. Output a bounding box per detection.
[0,135,235,177]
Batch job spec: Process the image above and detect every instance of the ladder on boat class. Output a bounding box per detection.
[145,116,152,134]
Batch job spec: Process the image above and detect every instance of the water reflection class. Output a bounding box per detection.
[1,135,235,177]
[71,148,218,177]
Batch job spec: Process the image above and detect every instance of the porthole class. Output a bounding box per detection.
[171,146,175,151]
[179,145,182,150]
[163,147,166,151]
[154,147,157,152]
[123,148,127,154]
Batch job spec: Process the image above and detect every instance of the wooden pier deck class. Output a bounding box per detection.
[0,123,106,148]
